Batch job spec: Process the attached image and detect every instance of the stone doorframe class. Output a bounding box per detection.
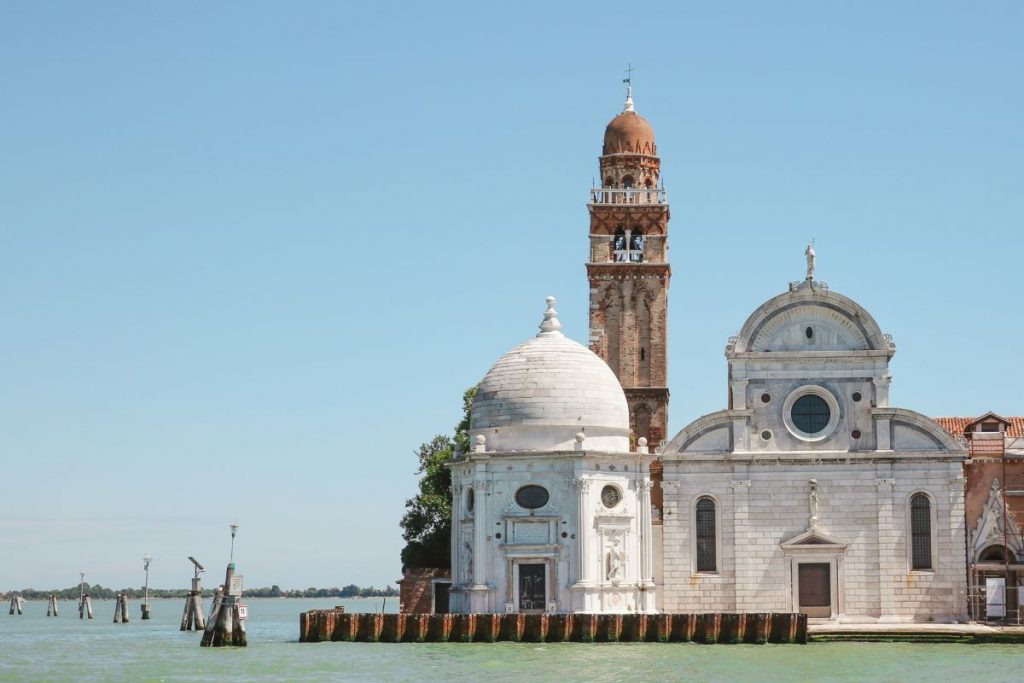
[781,528,848,619]
[503,548,560,614]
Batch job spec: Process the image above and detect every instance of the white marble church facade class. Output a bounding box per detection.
[447,299,658,615]
[446,93,968,622]
[658,274,968,622]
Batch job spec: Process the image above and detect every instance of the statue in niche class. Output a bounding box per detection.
[809,479,819,528]
[606,537,625,582]
[462,538,473,583]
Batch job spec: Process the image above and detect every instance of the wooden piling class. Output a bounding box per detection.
[46,595,58,617]
[199,563,248,647]
[113,593,130,623]
[572,613,598,642]
[79,595,93,620]
[181,577,206,631]
[474,614,501,643]
[298,610,807,645]
[669,613,696,642]
[426,613,452,642]
[357,613,384,642]
[650,614,672,642]
[523,614,548,642]
[381,613,406,642]
[8,595,24,615]
[546,613,572,642]
[450,613,476,643]
[499,613,525,642]
[745,613,771,644]
[695,613,721,643]
[402,614,429,643]
[597,614,622,642]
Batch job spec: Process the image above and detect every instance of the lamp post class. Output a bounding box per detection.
[229,524,239,564]
[141,554,152,620]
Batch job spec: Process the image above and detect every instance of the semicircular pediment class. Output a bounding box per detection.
[750,304,869,352]
[731,287,891,355]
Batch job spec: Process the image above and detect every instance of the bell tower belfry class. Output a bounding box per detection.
[586,82,670,457]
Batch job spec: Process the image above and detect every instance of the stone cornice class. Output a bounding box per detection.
[727,350,890,363]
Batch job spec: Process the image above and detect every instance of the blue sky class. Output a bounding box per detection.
[1,1,1021,589]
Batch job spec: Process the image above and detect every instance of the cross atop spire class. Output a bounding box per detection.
[623,63,636,113]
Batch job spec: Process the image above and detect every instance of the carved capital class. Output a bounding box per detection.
[731,480,752,490]
[875,478,896,491]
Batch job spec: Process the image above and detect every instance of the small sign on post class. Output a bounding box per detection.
[229,575,243,597]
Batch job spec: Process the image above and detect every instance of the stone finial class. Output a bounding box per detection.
[637,436,649,454]
[623,63,636,113]
[537,296,563,336]
[574,431,585,451]
[474,434,486,453]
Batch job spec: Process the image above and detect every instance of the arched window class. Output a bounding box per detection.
[622,176,634,189]
[629,230,644,262]
[612,227,627,262]
[910,493,932,570]
[696,497,717,572]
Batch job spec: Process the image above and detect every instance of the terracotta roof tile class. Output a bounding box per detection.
[934,416,1024,438]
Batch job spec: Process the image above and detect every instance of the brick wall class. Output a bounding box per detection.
[397,568,450,614]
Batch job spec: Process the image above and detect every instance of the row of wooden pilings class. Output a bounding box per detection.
[299,611,807,644]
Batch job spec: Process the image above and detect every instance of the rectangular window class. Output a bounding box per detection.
[695,498,717,572]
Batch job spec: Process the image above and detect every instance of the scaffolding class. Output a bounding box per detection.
[965,427,1024,623]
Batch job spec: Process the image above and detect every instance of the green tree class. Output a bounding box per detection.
[400,386,476,569]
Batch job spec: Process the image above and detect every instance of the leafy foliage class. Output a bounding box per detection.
[399,386,476,569]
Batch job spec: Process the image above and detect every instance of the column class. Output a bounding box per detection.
[576,479,594,584]
[732,480,752,611]
[875,473,898,620]
[638,480,655,586]
[471,479,490,587]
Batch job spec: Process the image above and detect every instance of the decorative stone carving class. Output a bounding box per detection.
[605,537,625,582]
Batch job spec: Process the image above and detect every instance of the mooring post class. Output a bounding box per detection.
[46,594,58,617]
[182,556,207,631]
[8,594,24,615]
[78,573,93,620]
[141,554,152,620]
[114,593,130,623]
[199,524,247,647]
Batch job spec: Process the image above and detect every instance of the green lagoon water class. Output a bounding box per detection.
[1,598,1021,682]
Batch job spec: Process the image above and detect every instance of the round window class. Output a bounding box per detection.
[791,394,831,434]
[515,485,549,510]
[852,391,862,402]
[601,485,622,509]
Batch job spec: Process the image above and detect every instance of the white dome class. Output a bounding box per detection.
[470,297,631,452]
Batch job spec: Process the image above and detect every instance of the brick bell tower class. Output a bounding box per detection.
[586,81,670,465]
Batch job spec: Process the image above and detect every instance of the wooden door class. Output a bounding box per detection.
[518,564,546,612]
[798,563,831,618]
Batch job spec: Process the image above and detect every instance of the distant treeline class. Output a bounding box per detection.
[3,583,398,600]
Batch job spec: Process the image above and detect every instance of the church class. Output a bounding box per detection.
[446,86,968,623]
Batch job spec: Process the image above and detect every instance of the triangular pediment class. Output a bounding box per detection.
[970,479,1024,561]
[781,527,848,551]
[967,412,1011,433]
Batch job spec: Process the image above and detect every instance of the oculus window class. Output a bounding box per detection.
[600,485,622,509]
[515,485,549,510]
[791,394,831,435]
